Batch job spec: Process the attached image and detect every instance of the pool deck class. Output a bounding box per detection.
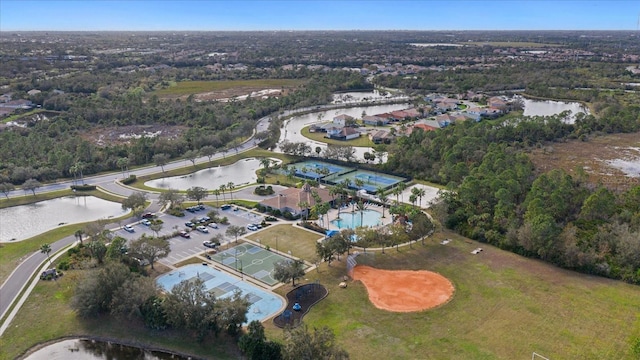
[323,203,393,231]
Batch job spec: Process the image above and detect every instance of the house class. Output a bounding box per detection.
[27,89,41,96]
[362,115,389,126]
[435,114,456,127]
[0,94,12,103]
[333,114,354,127]
[370,130,392,144]
[259,183,334,218]
[0,99,33,109]
[434,97,459,111]
[487,96,507,109]
[326,127,361,141]
[409,123,438,134]
[390,110,411,121]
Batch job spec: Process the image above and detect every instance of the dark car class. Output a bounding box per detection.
[179,230,190,239]
[185,221,195,227]
[142,212,154,219]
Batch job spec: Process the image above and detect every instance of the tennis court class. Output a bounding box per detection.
[288,160,351,180]
[210,243,305,286]
[156,264,285,324]
[330,169,407,193]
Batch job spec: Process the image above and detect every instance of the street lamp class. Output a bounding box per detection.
[239,260,243,280]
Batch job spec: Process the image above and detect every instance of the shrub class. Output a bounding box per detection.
[167,208,185,217]
[121,175,137,185]
[57,259,70,271]
[71,185,96,191]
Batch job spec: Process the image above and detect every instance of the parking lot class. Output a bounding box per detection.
[113,204,269,266]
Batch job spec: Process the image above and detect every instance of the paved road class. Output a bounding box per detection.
[0,97,399,332]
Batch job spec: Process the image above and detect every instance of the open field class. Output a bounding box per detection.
[153,79,306,98]
[469,41,563,48]
[528,132,640,191]
[2,227,640,359]
[0,269,241,360]
[245,224,323,262]
[265,231,640,360]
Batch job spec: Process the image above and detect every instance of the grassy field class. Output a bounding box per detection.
[245,224,323,262]
[0,269,242,360]
[2,226,640,359]
[265,230,640,360]
[469,41,563,48]
[301,126,375,147]
[528,132,640,191]
[154,79,306,97]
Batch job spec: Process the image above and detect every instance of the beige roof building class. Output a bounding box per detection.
[259,183,334,216]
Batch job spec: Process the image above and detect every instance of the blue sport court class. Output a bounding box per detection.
[156,264,284,324]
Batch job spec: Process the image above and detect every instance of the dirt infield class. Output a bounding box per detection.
[352,265,454,312]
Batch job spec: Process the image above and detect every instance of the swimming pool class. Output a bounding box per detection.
[156,264,284,324]
[331,209,382,229]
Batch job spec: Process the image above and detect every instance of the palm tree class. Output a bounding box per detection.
[219,184,227,202]
[356,200,369,228]
[376,186,389,218]
[298,201,310,222]
[116,157,129,179]
[74,229,85,245]
[397,182,407,202]
[40,243,52,265]
[416,187,426,208]
[259,158,272,176]
[69,164,78,186]
[227,182,235,201]
[212,189,221,207]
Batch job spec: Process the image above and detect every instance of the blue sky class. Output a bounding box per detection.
[1,1,638,31]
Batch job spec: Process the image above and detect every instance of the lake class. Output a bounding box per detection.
[22,338,189,360]
[0,196,129,242]
[279,102,410,161]
[520,97,589,123]
[144,157,279,191]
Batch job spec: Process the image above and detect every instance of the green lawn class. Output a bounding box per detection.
[3,227,640,359]
[245,224,323,262]
[154,79,306,97]
[265,231,640,360]
[301,126,374,147]
[0,269,242,360]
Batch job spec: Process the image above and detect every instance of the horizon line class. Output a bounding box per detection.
[2,29,638,33]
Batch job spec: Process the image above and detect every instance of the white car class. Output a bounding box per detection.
[207,222,218,229]
[196,225,209,233]
[247,224,258,231]
[123,225,135,233]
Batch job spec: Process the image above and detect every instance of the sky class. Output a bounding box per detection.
[1,1,638,31]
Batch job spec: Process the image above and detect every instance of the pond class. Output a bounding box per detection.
[279,102,410,162]
[0,196,129,242]
[22,338,189,360]
[144,158,279,191]
[519,96,589,123]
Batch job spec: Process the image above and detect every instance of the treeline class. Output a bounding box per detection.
[375,61,639,94]
[0,70,370,184]
[385,102,640,283]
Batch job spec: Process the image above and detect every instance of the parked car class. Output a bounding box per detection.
[142,212,154,219]
[185,221,195,227]
[141,219,152,226]
[196,225,209,233]
[221,204,232,210]
[179,230,190,238]
[123,225,135,233]
[197,204,205,210]
[203,240,218,248]
[247,224,258,231]
[208,222,218,229]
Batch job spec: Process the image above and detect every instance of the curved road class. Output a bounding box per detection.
[0,96,408,333]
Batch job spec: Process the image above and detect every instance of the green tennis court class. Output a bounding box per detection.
[210,243,305,286]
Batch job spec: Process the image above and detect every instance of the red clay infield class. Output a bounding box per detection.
[352,265,454,312]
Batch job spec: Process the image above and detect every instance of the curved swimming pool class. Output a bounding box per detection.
[331,209,382,229]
